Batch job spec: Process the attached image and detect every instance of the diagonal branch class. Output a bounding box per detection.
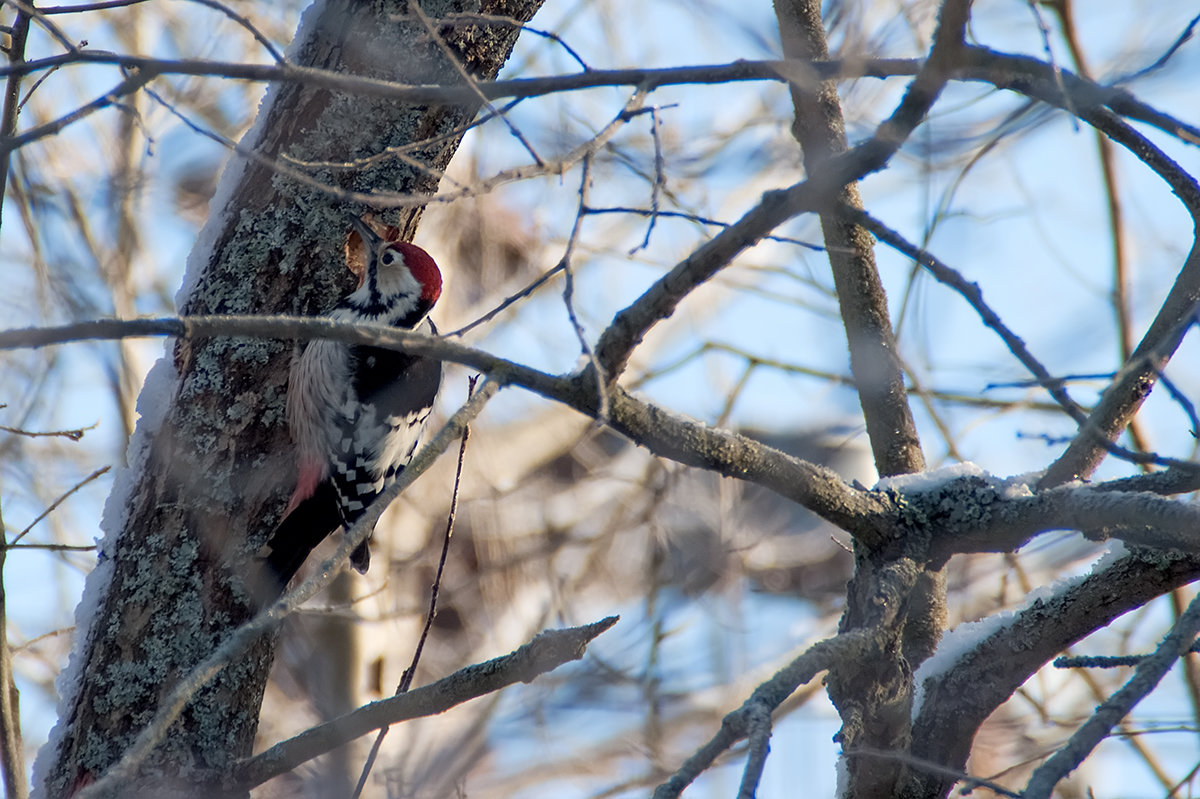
[847,206,1088,423]
[0,68,154,157]
[592,179,819,381]
[75,378,500,799]
[1023,591,1200,799]
[951,46,1200,488]
[595,0,971,396]
[904,549,1200,799]
[653,629,871,799]
[232,616,618,790]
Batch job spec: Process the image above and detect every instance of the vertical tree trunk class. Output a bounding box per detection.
[35,1,543,796]
[774,2,937,797]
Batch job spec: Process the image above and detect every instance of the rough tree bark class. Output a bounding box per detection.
[35,1,543,796]
[774,2,930,797]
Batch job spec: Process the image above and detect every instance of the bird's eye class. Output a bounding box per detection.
[381,251,395,265]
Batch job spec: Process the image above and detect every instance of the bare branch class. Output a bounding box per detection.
[75,379,500,799]
[585,205,825,251]
[0,68,154,156]
[776,0,934,479]
[844,747,1022,798]
[1050,0,1134,361]
[592,181,821,380]
[1023,591,1200,799]
[9,0,79,54]
[0,314,887,540]
[0,314,566,394]
[441,13,591,70]
[0,421,95,440]
[11,466,111,545]
[735,703,772,799]
[595,0,971,390]
[922,478,1200,561]
[181,0,285,64]
[0,52,920,96]
[139,82,646,212]
[1095,467,1200,496]
[0,0,33,230]
[633,341,1068,413]
[961,46,1200,221]
[446,261,565,337]
[653,630,870,799]
[405,2,540,165]
[560,155,609,419]
[38,0,150,13]
[905,549,1200,798]
[0,504,27,799]
[944,46,1200,488]
[847,206,1088,423]
[234,615,618,790]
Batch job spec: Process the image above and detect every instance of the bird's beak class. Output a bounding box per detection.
[351,216,384,248]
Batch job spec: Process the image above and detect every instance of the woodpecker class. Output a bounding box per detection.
[257,218,443,602]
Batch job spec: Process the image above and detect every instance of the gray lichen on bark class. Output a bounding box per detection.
[37,1,544,796]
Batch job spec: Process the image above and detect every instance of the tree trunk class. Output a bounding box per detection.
[34,1,543,795]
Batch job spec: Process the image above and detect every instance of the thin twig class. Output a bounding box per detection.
[845,205,1088,423]
[0,503,28,799]
[8,0,78,53]
[1055,635,1200,669]
[16,55,68,111]
[439,13,591,71]
[1053,1,1133,361]
[5,543,96,552]
[182,0,285,63]
[0,67,154,157]
[629,105,667,254]
[585,206,824,251]
[1024,0,1077,129]
[276,97,522,171]
[843,746,1023,798]
[592,178,820,381]
[593,0,970,387]
[407,2,542,166]
[632,340,1068,412]
[0,421,95,440]
[142,77,645,215]
[39,0,151,12]
[11,466,111,545]
[1121,11,1200,80]
[446,262,566,337]
[561,155,609,420]
[351,375,478,799]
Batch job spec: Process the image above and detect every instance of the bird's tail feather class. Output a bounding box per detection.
[252,481,343,607]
